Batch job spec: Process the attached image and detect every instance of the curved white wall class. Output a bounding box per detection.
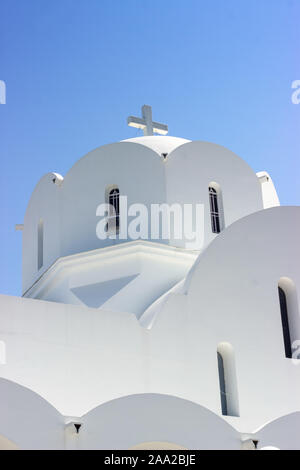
[0,378,298,449]
[0,378,64,450]
[0,383,241,450]
[165,141,263,248]
[23,242,198,319]
[185,206,300,430]
[60,142,166,256]
[3,207,300,434]
[22,138,264,297]
[256,412,300,450]
[23,172,61,293]
[79,394,240,450]
[13,133,299,448]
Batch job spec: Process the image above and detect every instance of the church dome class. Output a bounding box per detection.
[122,135,190,155]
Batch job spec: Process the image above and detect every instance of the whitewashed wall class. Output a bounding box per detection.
[4,206,300,436]
[0,378,64,449]
[165,141,263,248]
[22,138,264,297]
[0,377,296,449]
[23,172,61,294]
[24,242,198,319]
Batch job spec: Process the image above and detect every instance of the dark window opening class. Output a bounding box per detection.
[108,187,120,232]
[209,186,221,233]
[278,286,292,358]
[217,351,228,416]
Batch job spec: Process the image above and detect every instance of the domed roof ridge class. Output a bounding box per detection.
[122,135,190,155]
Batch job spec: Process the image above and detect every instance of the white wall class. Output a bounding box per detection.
[185,206,300,431]
[60,142,166,257]
[79,394,240,450]
[256,412,300,450]
[0,380,241,450]
[24,242,198,319]
[22,138,264,295]
[0,378,299,449]
[0,378,64,449]
[22,142,167,294]
[0,378,298,449]
[23,172,61,294]
[256,171,280,209]
[2,207,300,435]
[165,141,264,249]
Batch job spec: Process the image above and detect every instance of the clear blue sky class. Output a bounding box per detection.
[1,0,299,296]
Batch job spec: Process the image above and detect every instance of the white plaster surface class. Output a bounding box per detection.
[4,136,298,449]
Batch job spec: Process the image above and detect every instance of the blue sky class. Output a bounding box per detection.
[1,0,299,296]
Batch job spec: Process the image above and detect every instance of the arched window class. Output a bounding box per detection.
[105,186,120,234]
[278,278,300,358]
[209,183,224,233]
[37,218,44,270]
[217,343,239,417]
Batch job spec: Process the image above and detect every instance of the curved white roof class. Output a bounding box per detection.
[122,135,190,155]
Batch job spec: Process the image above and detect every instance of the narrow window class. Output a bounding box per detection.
[209,183,224,233]
[278,278,300,358]
[217,343,239,417]
[217,352,227,415]
[278,286,292,358]
[105,186,120,234]
[37,218,43,270]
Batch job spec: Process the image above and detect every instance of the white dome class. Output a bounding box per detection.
[122,135,190,155]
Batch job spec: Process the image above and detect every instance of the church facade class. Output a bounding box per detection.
[0,107,299,450]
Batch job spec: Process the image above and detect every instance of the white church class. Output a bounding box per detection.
[0,105,299,450]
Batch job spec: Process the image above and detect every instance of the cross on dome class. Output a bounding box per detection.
[127,105,168,136]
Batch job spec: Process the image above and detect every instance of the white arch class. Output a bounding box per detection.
[79,393,240,450]
[0,378,64,449]
[255,412,300,450]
